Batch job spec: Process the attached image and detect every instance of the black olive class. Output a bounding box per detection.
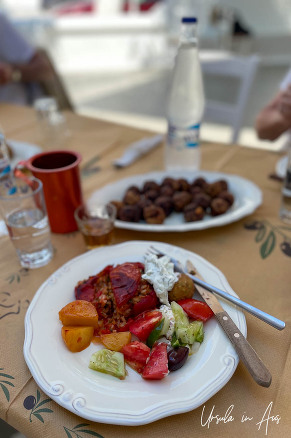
[167,346,189,372]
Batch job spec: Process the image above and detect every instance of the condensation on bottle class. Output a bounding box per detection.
[165,17,205,171]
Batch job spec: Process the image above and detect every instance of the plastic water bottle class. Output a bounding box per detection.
[165,17,205,171]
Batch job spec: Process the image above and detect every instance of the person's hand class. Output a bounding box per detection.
[278,85,291,119]
[0,62,13,85]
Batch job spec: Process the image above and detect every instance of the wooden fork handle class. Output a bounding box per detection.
[216,310,272,387]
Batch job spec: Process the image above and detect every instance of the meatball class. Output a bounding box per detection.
[110,200,124,219]
[168,273,195,302]
[173,191,192,212]
[137,197,152,219]
[161,177,180,191]
[160,185,174,197]
[192,192,211,209]
[217,190,234,207]
[155,196,174,217]
[144,189,160,202]
[184,204,205,222]
[210,198,229,216]
[192,177,207,190]
[123,189,141,205]
[127,185,140,194]
[177,178,190,192]
[118,204,141,222]
[206,180,228,198]
[189,185,203,197]
[142,180,160,193]
[143,205,166,224]
[217,179,228,192]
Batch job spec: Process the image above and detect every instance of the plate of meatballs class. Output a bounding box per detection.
[89,171,262,232]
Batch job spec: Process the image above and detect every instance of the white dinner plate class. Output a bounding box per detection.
[275,155,288,178]
[24,241,246,426]
[89,170,262,232]
[8,139,42,168]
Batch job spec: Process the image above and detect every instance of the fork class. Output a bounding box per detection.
[146,246,285,331]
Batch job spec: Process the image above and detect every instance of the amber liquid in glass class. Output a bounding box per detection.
[81,218,114,249]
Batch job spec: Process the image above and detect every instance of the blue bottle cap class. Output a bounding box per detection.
[182,17,197,23]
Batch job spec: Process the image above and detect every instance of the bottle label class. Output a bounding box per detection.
[168,124,200,149]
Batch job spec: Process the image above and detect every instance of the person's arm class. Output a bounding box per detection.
[0,51,53,85]
[255,86,291,141]
[0,63,12,85]
[12,50,53,82]
[0,13,52,84]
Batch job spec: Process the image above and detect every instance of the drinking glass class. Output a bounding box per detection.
[74,203,116,250]
[0,177,53,268]
[34,97,70,148]
[16,150,83,233]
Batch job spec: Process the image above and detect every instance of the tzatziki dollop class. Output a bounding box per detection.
[142,253,179,306]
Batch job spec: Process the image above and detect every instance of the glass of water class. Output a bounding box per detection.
[0,177,53,268]
[34,97,70,148]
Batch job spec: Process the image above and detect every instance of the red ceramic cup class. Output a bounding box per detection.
[16,150,83,233]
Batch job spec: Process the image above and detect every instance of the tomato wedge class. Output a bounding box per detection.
[177,298,214,322]
[121,341,151,374]
[133,288,158,316]
[142,342,168,380]
[129,310,163,341]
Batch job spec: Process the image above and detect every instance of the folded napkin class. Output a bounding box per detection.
[113,134,164,168]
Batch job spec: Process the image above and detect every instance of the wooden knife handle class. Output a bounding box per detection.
[216,311,272,387]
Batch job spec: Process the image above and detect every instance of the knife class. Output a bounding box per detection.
[186,260,272,388]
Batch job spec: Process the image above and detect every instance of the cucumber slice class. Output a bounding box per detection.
[171,301,189,328]
[176,327,195,345]
[176,321,204,345]
[89,349,126,379]
[191,321,204,343]
[171,302,204,345]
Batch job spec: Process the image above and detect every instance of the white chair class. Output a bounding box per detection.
[201,53,260,144]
